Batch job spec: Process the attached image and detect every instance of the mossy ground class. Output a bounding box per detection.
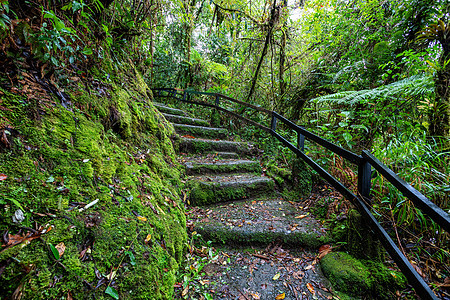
[0,64,187,299]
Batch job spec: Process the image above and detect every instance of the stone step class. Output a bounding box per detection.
[163,113,209,126]
[189,198,330,248]
[173,124,228,139]
[182,245,333,299]
[153,102,187,116]
[188,173,274,205]
[184,159,261,175]
[214,152,239,159]
[178,137,252,155]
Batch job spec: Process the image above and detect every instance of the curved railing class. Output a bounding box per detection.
[152,87,450,299]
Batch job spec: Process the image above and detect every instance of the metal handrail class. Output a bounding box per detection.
[152,87,450,299]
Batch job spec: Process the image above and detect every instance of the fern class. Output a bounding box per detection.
[313,74,434,105]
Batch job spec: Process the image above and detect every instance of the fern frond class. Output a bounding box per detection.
[312,74,434,106]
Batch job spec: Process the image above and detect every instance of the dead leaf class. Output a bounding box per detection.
[0,173,7,181]
[181,285,189,297]
[275,292,285,300]
[55,242,66,258]
[295,214,307,219]
[199,279,209,285]
[144,234,152,244]
[79,247,90,260]
[249,291,260,299]
[2,227,48,248]
[306,282,315,294]
[181,135,196,139]
[11,281,24,300]
[318,244,332,260]
[273,273,281,280]
[410,261,425,278]
[137,216,147,222]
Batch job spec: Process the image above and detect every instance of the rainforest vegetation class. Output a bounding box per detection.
[0,0,449,299]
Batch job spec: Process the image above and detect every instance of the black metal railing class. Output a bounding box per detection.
[152,87,450,299]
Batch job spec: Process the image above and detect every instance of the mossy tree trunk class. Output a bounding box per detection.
[430,51,450,144]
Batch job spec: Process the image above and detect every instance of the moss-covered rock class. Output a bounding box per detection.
[320,252,407,299]
[185,159,260,175]
[188,174,274,205]
[0,64,187,299]
[346,209,384,262]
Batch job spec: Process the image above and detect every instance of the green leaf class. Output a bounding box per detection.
[125,251,136,266]
[82,47,93,55]
[105,286,119,299]
[50,56,59,66]
[49,244,60,260]
[8,198,25,211]
[343,132,352,142]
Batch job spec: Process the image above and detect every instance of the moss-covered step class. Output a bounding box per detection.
[188,174,274,205]
[173,123,228,139]
[189,198,330,248]
[179,137,251,154]
[320,252,407,299]
[163,113,209,126]
[214,152,239,159]
[153,102,187,116]
[184,159,261,175]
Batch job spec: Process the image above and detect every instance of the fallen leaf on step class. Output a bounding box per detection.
[307,282,315,294]
[275,292,285,299]
[273,273,281,280]
[295,214,307,219]
[249,291,260,299]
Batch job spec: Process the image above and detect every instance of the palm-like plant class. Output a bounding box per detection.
[417,19,450,141]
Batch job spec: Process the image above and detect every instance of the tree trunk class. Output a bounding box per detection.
[429,37,450,146]
[430,62,450,140]
[279,0,288,97]
[246,0,277,102]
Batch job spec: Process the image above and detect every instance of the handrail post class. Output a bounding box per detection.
[297,130,305,152]
[270,113,277,132]
[215,94,220,107]
[358,157,372,203]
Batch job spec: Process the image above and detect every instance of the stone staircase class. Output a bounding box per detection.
[153,101,334,299]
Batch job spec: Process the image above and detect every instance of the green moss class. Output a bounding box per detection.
[320,252,407,299]
[195,224,329,248]
[187,161,260,175]
[264,158,312,202]
[346,209,384,261]
[311,197,333,219]
[0,64,186,299]
[188,179,274,206]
